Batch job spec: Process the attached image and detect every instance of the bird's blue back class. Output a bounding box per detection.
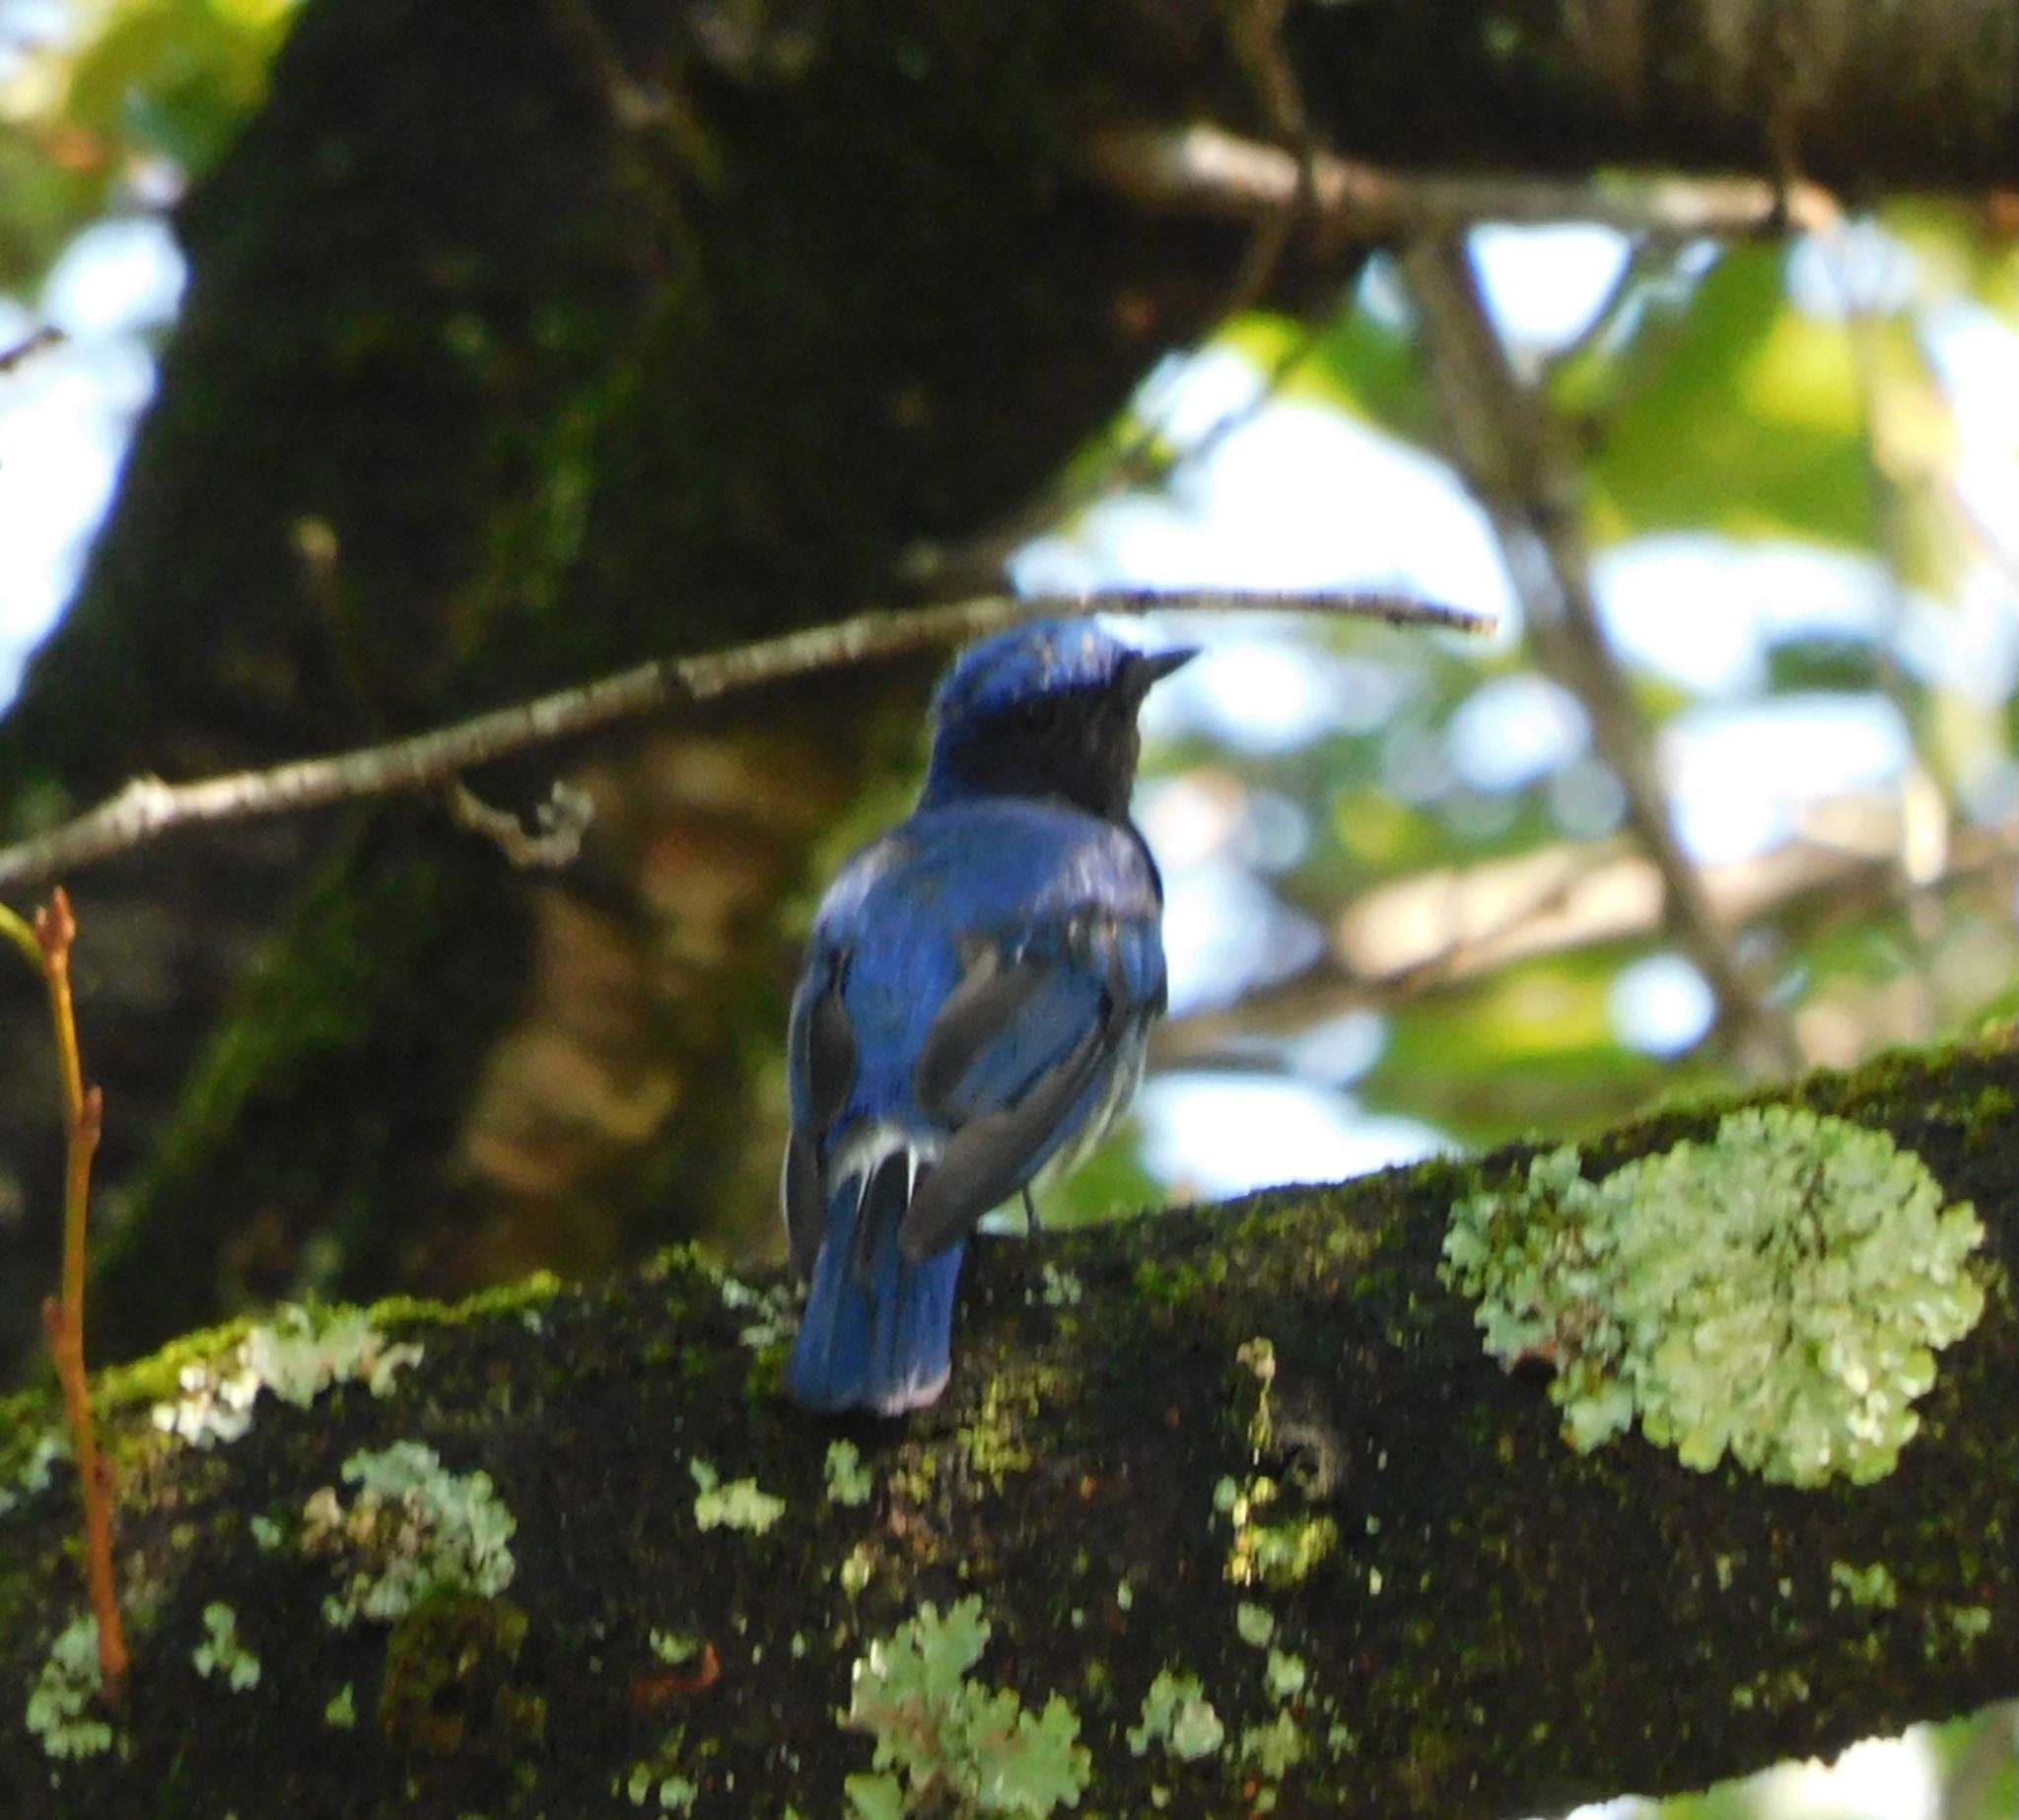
[782,625,1182,1416]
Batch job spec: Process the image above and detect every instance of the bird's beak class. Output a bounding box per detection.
[1132,646,1199,689]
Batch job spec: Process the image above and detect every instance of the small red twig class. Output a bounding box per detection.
[629,1641,722,1710]
[16,888,129,1692]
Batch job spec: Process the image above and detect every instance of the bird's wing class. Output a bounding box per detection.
[782,946,857,1276]
[896,905,1165,1262]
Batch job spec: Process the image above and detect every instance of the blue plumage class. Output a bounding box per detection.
[782,619,1192,1415]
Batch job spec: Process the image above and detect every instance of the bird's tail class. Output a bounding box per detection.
[788,1151,965,1416]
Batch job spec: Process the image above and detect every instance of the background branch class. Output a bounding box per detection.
[1154,793,2013,1072]
[1093,124,1843,241]
[1401,235,1800,1075]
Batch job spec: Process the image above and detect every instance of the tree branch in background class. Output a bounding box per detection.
[0,891,128,1693]
[0,590,1490,894]
[0,325,64,375]
[1401,235,1801,1075]
[1154,793,2014,1071]
[1094,122,1844,241]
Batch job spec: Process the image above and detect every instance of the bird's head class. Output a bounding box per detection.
[921,619,1196,821]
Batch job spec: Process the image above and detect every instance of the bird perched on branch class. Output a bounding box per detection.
[782,618,1194,1415]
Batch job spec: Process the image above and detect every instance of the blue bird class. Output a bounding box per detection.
[782,618,1194,1415]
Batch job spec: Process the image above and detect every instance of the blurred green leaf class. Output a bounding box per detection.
[1557,246,1877,550]
[1223,303,1436,446]
[1763,634,1879,693]
[66,0,290,177]
[0,129,104,290]
[1040,1123,1164,1229]
[1360,950,1723,1148]
[1885,198,2019,321]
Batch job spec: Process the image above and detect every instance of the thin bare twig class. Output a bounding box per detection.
[1540,232,1685,384]
[0,589,1491,893]
[1400,235,1799,1074]
[0,325,64,374]
[1094,123,1843,242]
[1214,0,1319,316]
[0,891,130,1692]
[446,779,596,869]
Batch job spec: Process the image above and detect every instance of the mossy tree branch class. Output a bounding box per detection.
[3,1031,2015,1816]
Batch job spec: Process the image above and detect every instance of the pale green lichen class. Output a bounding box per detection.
[1264,1649,1307,1700]
[846,1773,907,1819]
[1039,1264,1084,1308]
[249,1512,285,1551]
[1731,1666,1811,1711]
[1234,1338,1277,1449]
[1239,1711,1306,1777]
[303,1439,517,1628]
[625,1761,700,1812]
[825,1439,874,1507]
[1443,1107,1985,1487]
[846,1596,1089,1814]
[839,1541,876,1596]
[152,1303,422,1447]
[718,1273,797,1349]
[1944,1604,1993,1643]
[324,1682,357,1728]
[1830,1560,1899,1610]
[26,1614,118,1760]
[0,1429,69,1516]
[1128,1668,1223,1763]
[689,1458,786,1533]
[192,1602,261,1691]
[650,1629,705,1666]
[1234,1603,1275,1648]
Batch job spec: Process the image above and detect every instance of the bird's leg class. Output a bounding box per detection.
[1022,1187,1042,1238]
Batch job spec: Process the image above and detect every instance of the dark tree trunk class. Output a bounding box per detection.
[0,0,2012,1456]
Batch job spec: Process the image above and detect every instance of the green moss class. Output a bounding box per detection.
[364,1270,562,1333]
[191,1601,261,1690]
[1218,1474,1339,1589]
[379,1589,541,1757]
[1952,1083,2014,1152]
[1829,1561,1898,1610]
[958,1367,1069,1489]
[1443,1106,1985,1486]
